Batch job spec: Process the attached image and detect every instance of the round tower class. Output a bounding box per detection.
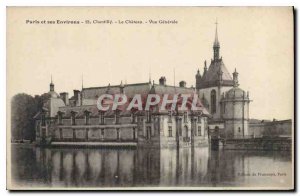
[220,69,251,139]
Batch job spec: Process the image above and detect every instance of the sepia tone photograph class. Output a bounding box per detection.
[6,6,294,190]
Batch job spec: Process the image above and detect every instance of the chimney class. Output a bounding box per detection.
[179,81,186,88]
[159,76,166,85]
[60,92,69,105]
[73,90,81,106]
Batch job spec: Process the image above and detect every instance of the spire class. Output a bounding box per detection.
[196,69,201,77]
[50,75,54,92]
[213,19,219,47]
[213,19,220,61]
[203,61,208,75]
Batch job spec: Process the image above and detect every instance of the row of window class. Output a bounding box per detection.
[168,126,203,137]
[168,111,203,123]
[57,112,137,126]
[55,112,203,126]
[57,127,137,140]
[144,125,204,138]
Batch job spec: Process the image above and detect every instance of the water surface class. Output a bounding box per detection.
[11,144,293,189]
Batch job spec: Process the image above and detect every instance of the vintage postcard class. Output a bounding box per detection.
[7,7,294,190]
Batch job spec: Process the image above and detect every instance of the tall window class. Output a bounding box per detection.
[184,112,188,123]
[115,110,120,124]
[99,111,105,125]
[179,119,182,136]
[146,111,151,123]
[59,128,63,139]
[41,114,46,126]
[146,126,151,140]
[132,113,136,123]
[117,128,120,140]
[85,111,90,125]
[58,112,63,125]
[101,128,104,139]
[211,90,217,114]
[185,126,189,138]
[133,128,136,140]
[168,111,172,123]
[168,126,172,137]
[198,126,202,136]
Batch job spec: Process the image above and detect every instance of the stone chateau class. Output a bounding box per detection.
[34,24,253,148]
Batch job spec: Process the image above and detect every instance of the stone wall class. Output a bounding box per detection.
[249,119,292,138]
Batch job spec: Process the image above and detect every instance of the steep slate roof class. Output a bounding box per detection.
[82,82,151,100]
[59,82,210,117]
[200,58,233,87]
[151,84,195,95]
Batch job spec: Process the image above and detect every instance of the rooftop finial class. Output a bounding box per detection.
[149,66,151,84]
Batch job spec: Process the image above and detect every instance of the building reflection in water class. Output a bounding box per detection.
[11,145,292,188]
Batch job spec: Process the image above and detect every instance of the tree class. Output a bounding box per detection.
[11,92,52,142]
[11,93,37,141]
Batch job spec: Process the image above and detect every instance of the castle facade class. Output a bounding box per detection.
[34,24,251,148]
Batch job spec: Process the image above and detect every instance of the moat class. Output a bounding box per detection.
[11,144,292,189]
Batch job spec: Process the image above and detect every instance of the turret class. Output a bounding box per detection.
[50,75,54,92]
[233,68,239,87]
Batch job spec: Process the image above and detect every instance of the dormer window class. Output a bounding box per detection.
[99,111,105,125]
[197,116,201,123]
[71,111,76,125]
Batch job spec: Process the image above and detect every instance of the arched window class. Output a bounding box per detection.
[211,90,217,114]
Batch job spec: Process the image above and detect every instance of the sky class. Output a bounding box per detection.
[7,7,294,120]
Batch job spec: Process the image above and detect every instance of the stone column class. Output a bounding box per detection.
[191,118,194,147]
